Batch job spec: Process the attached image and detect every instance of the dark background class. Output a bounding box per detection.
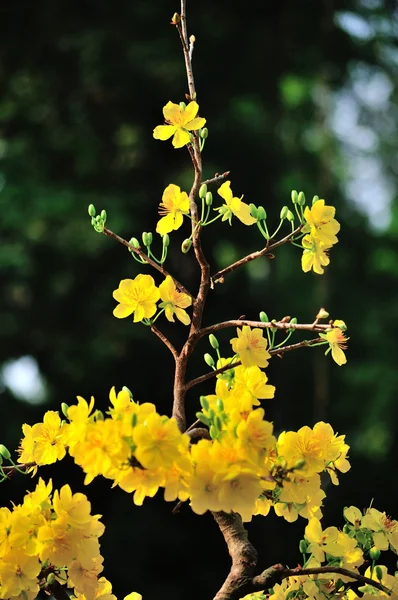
[0,0,397,598]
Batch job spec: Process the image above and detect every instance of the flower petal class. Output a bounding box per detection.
[153,124,177,141]
[113,304,135,319]
[185,117,206,131]
[172,129,191,148]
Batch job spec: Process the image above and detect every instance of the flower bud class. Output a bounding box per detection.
[369,547,381,561]
[205,191,213,206]
[256,206,267,221]
[122,386,133,398]
[280,206,289,220]
[179,102,187,111]
[131,413,138,427]
[333,319,347,331]
[312,195,320,205]
[0,444,11,460]
[209,334,219,349]
[200,127,208,139]
[162,234,170,247]
[291,190,298,203]
[181,238,192,253]
[189,34,196,44]
[343,524,351,534]
[129,237,140,249]
[142,232,152,247]
[299,540,308,554]
[88,204,96,217]
[259,311,269,323]
[216,399,224,412]
[316,308,329,320]
[215,416,222,430]
[249,204,258,219]
[94,410,104,421]
[46,573,56,586]
[199,184,207,199]
[297,191,306,206]
[204,353,215,367]
[293,458,306,471]
[171,12,180,24]
[100,209,107,222]
[196,411,210,426]
[375,566,383,581]
[286,210,295,222]
[61,403,69,418]
[288,317,297,332]
[200,396,209,410]
[209,425,218,439]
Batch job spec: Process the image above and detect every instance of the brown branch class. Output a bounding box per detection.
[211,225,303,285]
[270,337,323,356]
[198,319,330,342]
[1,462,35,478]
[151,325,178,360]
[252,565,392,596]
[185,360,241,392]
[202,171,231,186]
[103,227,194,299]
[213,512,258,600]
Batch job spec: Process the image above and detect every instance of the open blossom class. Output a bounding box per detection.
[18,410,66,466]
[320,327,348,366]
[303,199,340,246]
[113,275,160,322]
[230,326,270,368]
[153,101,206,148]
[159,275,192,325]
[301,234,331,275]
[361,508,398,552]
[156,184,189,235]
[215,181,256,226]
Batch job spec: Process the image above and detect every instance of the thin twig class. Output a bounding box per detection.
[1,462,35,477]
[151,325,179,360]
[185,360,241,391]
[202,172,231,186]
[211,225,303,285]
[270,337,322,356]
[197,319,330,342]
[103,227,194,299]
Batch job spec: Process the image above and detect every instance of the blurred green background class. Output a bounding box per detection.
[0,0,397,598]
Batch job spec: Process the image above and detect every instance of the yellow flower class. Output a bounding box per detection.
[277,427,324,477]
[0,549,40,598]
[132,413,189,470]
[301,234,331,275]
[230,326,271,368]
[304,518,344,562]
[159,275,192,325]
[18,411,66,466]
[113,274,160,322]
[216,181,256,226]
[303,199,340,246]
[320,327,348,366]
[153,101,206,148]
[361,508,398,552]
[52,484,93,529]
[156,184,189,235]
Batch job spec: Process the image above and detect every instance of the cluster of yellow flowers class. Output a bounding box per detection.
[301,199,340,275]
[18,327,350,525]
[112,274,191,325]
[0,478,124,600]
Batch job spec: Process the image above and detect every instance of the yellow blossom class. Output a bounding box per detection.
[113,275,160,322]
[278,427,324,477]
[153,101,206,148]
[305,518,344,562]
[18,410,66,466]
[52,484,94,529]
[116,467,163,506]
[74,577,117,600]
[303,199,340,246]
[216,181,256,226]
[159,275,192,325]
[233,365,276,405]
[156,184,189,235]
[132,413,189,470]
[230,326,271,368]
[301,234,331,275]
[124,594,143,600]
[320,328,348,366]
[361,508,398,552]
[0,549,40,598]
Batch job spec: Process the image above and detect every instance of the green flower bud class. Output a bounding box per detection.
[204,353,215,367]
[288,316,297,332]
[216,399,224,412]
[316,308,329,320]
[131,413,138,427]
[312,195,320,205]
[375,566,383,581]
[0,455,3,465]
[205,191,213,206]
[94,410,104,421]
[299,540,308,554]
[280,206,289,220]
[147,232,153,246]
[369,546,381,560]
[91,217,96,226]
[196,411,210,426]
[171,13,180,24]
[291,190,298,203]
[200,127,208,139]
[215,416,222,430]
[200,396,209,410]
[162,234,170,247]
[0,444,11,460]
[181,238,192,253]
[256,206,267,221]
[142,232,153,247]
[179,101,187,111]
[209,334,219,349]
[88,204,96,217]
[343,524,351,534]
[259,311,269,323]
[61,403,69,418]
[199,184,208,199]
[100,209,107,222]
[286,210,295,222]
[209,425,218,439]
[249,204,258,219]
[46,573,56,586]
[293,458,306,470]
[129,237,140,249]
[297,191,306,206]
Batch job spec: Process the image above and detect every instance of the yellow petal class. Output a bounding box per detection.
[156,214,175,235]
[331,345,347,366]
[133,304,145,322]
[217,181,233,202]
[163,101,181,123]
[185,117,206,131]
[235,202,257,226]
[175,307,191,325]
[159,276,175,302]
[172,129,191,148]
[153,124,177,141]
[113,304,134,319]
[182,101,199,123]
